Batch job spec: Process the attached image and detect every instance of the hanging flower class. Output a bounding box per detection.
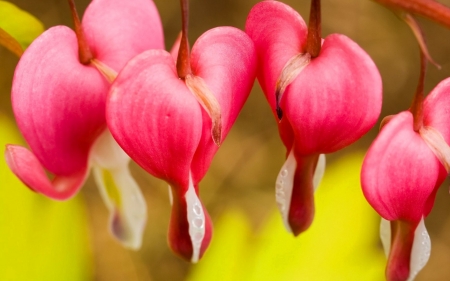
[362,35,450,279]
[245,0,382,235]
[4,0,164,249]
[106,0,257,262]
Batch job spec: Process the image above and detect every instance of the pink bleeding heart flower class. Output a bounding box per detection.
[245,0,382,235]
[106,0,256,262]
[4,0,164,249]
[362,47,450,280]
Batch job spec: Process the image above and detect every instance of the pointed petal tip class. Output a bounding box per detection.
[110,210,144,250]
[211,121,222,147]
[4,144,85,200]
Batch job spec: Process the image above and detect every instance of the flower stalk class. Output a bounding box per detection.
[306,0,321,58]
[176,0,192,79]
[374,0,450,29]
[68,0,92,64]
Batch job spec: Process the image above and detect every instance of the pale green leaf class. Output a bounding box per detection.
[0,1,44,50]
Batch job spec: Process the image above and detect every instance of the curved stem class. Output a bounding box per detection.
[306,0,321,58]
[176,0,192,79]
[68,0,92,64]
[374,0,450,29]
[409,34,427,132]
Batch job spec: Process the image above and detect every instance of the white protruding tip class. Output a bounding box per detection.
[379,218,431,281]
[275,149,297,233]
[91,129,147,250]
[313,154,326,191]
[275,151,325,233]
[186,172,205,263]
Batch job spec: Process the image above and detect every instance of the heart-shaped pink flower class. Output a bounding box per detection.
[106,26,256,261]
[246,0,382,235]
[362,78,450,281]
[5,0,164,249]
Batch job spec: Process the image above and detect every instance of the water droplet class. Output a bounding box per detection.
[193,232,203,242]
[276,183,283,190]
[193,203,202,216]
[280,169,288,177]
[193,218,204,228]
[278,180,284,185]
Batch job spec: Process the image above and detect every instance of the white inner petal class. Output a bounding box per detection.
[275,151,326,233]
[313,154,326,191]
[409,218,431,281]
[380,218,391,257]
[186,172,205,263]
[379,218,431,281]
[90,129,147,250]
[275,149,297,233]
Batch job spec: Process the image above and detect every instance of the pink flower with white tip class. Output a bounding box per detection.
[5,0,164,249]
[246,0,382,235]
[106,0,256,262]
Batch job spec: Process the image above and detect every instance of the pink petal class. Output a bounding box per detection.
[361,111,441,222]
[107,49,203,187]
[189,27,257,183]
[5,145,87,199]
[284,33,382,154]
[424,77,450,145]
[12,26,108,179]
[83,0,164,71]
[245,0,307,112]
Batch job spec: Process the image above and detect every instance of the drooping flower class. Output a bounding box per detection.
[4,0,164,249]
[362,67,450,280]
[245,0,382,235]
[106,0,256,262]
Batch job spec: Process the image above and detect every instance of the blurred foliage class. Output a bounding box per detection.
[187,153,385,281]
[0,113,93,281]
[0,1,44,50]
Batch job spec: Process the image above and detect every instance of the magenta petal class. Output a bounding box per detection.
[5,145,87,199]
[189,27,257,183]
[83,0,164,71]
[424,77,450,142]
[245,0,307,111]
[12,26,108,179]
[245,1,306,150]
[361,112,441,222]
[107,50,203,187]
[284,34,382,154]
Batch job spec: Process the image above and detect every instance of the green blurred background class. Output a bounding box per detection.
[2,0,450,280]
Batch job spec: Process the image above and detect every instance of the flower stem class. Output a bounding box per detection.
[306,0,321,58]
[374,0,450,29]
[409,23,427,132]
[176,0,192,79]
[68,0,93,65]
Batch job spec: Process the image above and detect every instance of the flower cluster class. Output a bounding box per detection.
[4,0,450,279]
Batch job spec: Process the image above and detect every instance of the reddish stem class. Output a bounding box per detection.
[176,0,192,79]
[68,0,92,64]
[375,0,450,29]
[306,0,321,58]
[410,39,427,132]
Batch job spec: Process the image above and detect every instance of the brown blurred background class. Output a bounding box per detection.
[2,0,450,280]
